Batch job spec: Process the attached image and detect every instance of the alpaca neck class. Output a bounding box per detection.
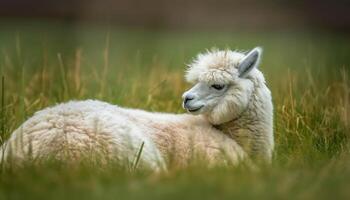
[215,84,274,163]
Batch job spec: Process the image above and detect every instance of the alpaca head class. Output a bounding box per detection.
[182,47,264,125]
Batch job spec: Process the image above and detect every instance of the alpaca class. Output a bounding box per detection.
[0,47,273,170]
[184,47,274,162]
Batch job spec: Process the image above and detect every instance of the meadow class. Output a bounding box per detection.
[0,21,349,199]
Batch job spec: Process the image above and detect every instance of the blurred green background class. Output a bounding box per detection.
[0,0,350,199]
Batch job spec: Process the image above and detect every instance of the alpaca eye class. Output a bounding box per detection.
[211,84,225,90]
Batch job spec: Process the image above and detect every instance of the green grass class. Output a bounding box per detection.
[0,21,349,199]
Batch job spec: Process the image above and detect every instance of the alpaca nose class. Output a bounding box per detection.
[183,94,195,106]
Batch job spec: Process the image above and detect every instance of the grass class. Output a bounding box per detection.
[0,20,349,199]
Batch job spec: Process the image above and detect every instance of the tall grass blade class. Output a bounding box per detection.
[1,76,4,144]
[57,53,70,100]
[132,141,145,171]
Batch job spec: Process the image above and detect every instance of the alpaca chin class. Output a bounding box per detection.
[206,101,241,125]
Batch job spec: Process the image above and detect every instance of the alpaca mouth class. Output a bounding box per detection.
[188,105,204,113]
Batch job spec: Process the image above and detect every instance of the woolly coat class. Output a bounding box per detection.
[0,49,273,170]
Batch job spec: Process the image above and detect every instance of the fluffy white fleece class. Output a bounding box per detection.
[185,48,273,161]
[0,47,273,169]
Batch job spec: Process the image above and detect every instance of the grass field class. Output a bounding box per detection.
[0,21,349,199]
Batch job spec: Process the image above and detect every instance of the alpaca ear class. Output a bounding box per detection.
[238,47,262,78]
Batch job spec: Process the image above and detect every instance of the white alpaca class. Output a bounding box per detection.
[0,47,273,170]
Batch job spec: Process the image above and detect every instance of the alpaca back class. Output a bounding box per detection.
[0,100,166,170]
[1,100,247,169]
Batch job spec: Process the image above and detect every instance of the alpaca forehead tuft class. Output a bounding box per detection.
[186,49,245,84]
